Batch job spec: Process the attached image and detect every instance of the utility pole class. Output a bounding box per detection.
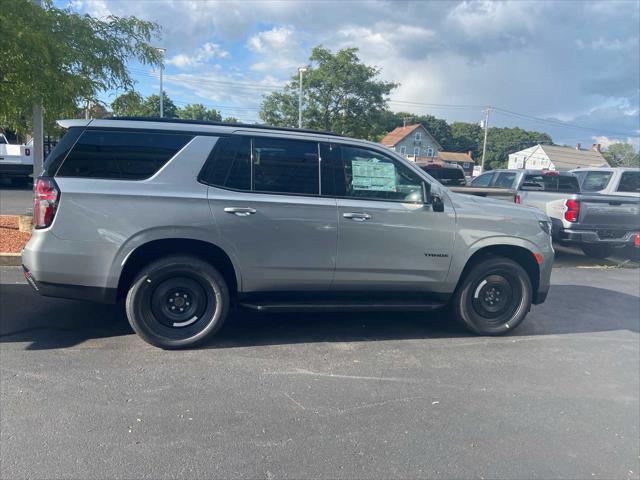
[298,66,307,128]
[157,48,166,118]
[32,0,44,179]
[480,107,491,174]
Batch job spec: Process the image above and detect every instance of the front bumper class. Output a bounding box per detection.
[558,229,639,246]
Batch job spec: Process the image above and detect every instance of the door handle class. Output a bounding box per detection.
[224,207,257,217]
[343,212,371,221]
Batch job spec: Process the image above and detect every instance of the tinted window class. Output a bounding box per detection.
[618,171,640,192]
[521,173,579,193]
[57,130,192,180]
[201,136,250,190]
[494,172,517,188]
[43,126,84,176]
[471,172,493,187]
[423,166,466,186]
[340,146,423,202]
[252,137,319,195]
[319,143,345,197]
[581,171,613,191]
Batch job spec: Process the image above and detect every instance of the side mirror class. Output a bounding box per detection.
[424,182,444,212]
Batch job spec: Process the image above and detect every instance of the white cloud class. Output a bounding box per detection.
[165,42,229,69]
[247,26,295,53]
[246,26,304,72]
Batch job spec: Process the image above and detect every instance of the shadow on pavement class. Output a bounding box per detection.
[1,283,638,350]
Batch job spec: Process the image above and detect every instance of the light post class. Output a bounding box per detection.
[156,48,166,117]
[298,66,307,129]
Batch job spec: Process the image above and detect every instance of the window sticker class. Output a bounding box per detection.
[351,159,397,192]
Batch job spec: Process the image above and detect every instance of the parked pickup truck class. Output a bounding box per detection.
[0,134,33,183]
[570,167,639,197]
[454,169,640,259]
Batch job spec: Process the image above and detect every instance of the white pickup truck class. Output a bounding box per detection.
[571,167,639,198]
[459,169,640,259]
[0,133,33,183]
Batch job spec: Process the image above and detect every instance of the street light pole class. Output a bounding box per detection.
[298,67,307,129]
[32,0,44,179]
[157,48,166,118]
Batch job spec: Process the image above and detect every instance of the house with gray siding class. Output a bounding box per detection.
[380,124,442,160]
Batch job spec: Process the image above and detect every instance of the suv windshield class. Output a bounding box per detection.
[421,166,466,186]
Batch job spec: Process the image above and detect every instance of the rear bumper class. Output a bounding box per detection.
[558,229,639,246]
[22,265,117,303]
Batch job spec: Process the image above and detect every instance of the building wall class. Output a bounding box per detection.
[392,126,440,159]
[508,146,553,170]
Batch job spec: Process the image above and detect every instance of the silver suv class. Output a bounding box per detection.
[22,118,553,349]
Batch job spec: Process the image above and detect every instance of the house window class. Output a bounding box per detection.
[463,162,470,169]
[399,146,406,156]
[415,131,422,141]
[426,147,434,157]
[413,147,420,156]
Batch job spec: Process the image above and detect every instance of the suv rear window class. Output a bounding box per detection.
[618,171,640,192]
[56,130,193,180]
[521,173,579,193]
[581,171,613,191]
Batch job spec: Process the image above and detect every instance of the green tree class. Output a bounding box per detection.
[178,103,222,122]
[140,93,178,118]
[603,143,639,167]
[260,46,397,139]
[222,117,240,123]
[0,0,161,133]
[111,91,145,117]
[450,122,484,159]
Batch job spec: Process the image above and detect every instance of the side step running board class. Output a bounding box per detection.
[238,301,447,312]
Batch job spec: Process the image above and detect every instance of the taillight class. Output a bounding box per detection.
[564,199,580,222]
[514,194,521,204]
[34,177,59,229]
[634,233,640,248]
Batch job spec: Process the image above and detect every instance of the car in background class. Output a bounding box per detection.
[0,134,33,184]
[467,169,640,259]
[417,162,467,186]
[571,167,640,197]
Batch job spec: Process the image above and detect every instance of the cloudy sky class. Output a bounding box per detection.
[64,0,639,149]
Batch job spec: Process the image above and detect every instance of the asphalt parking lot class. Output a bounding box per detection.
[0,182,33,216]
[1,258,638,479]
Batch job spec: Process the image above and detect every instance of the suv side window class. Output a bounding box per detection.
[252,137,319,195]
[494,171,517,188]
[618,171,640,192]
[57,129,193,180]
[200,136,251,190]
[339,146,424,203]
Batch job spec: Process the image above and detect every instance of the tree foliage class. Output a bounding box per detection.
[178,103,222,122]
[111,92,223,122]
[259,46,397,139]
[602,142,639,167]
[0,0,161,133]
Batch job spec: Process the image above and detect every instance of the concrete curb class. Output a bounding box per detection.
[0,253,21,267]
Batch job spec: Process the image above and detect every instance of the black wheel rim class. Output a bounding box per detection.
[471,270,522,326]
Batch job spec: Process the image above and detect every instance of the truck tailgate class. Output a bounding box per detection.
[578,195,640,231]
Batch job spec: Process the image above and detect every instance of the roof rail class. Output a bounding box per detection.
[108,116,343,137]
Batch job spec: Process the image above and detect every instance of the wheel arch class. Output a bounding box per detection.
[116,238,240,301]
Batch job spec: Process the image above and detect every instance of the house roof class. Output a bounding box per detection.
[437,151,475,164]
[514,144,609,170]
[379,124,443,150]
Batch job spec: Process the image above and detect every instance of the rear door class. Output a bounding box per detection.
[326,143,456,291]
[202,135,338,292]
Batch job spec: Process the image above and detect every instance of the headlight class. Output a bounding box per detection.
[538,220,552,235]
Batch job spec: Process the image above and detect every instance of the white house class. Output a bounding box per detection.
[508,143,609,171]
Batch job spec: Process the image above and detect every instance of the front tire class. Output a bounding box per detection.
[452,256,532,335]
[581,244,615,259]
[125,255,230,349]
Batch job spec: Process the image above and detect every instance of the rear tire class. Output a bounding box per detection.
[451,256,532,335]
[125,255,229,349]
[581,244,615,259]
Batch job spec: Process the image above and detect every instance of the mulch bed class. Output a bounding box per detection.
[0,215,31,253]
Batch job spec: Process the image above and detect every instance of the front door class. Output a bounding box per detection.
[325,144,456,291]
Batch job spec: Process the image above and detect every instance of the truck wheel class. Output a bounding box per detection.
[581,244,615,259]
[125,255,229,349]
[452,256,532,335]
